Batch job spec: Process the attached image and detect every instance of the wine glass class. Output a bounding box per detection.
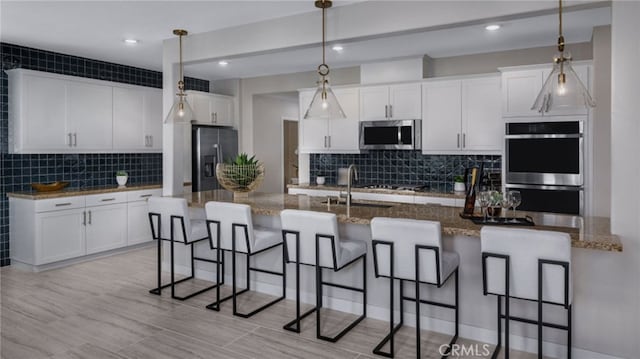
[501,191,513,222]
[509,190,522,223]
[477,191,491,223]
[486,190,500,223]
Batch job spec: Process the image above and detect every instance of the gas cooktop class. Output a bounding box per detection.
[355,184,430,192]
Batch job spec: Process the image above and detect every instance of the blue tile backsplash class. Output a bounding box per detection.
[310,151,501,192]
[0,42,210,266]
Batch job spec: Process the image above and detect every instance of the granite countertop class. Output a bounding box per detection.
[287,183,465,199]
[7,184,163,200]
[185,190,622,252]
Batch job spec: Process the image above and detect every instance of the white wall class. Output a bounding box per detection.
[610,2,640,356]
[252,94,299,193]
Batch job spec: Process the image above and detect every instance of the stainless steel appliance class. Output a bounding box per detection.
[192,125,238,192]
[505,121,583,215]
[360,120,421,150]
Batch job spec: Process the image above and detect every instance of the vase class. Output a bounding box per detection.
[116,176,128,187]
[454,182,465,192]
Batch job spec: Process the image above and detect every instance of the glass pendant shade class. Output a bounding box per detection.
[531,59,595,112]
[304,77,346,120]
[165,94,195,123]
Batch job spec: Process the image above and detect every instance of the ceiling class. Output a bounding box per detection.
[1,1,610,82]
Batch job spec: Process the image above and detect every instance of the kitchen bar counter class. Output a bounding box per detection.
[287,183,465,199]
[7,183,162,200]
[184,190,622,252]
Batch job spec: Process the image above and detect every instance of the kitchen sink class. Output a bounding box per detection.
[321,200,392,209]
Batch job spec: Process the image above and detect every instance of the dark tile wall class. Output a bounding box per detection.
[310,151,501,193]
[0,42,210,266]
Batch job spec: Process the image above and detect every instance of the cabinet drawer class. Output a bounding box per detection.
[85,192,127,207]
[35,196,85,213]
[126,189,162,202]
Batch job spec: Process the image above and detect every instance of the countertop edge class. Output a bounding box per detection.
[7,184,163,200]
[287,184,465,199]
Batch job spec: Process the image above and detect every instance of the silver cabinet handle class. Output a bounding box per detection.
[324,136,327,148]
[101,198,116,202]
[463,133,466,148]
[55,202,72,207]
[68,133,72,147]
[384,105,388,118]
[215,113,218,122]
[457,134,460,148]
[73,133,77,146]
[144,135,148,147]
[149,135,153,147]
[389,105,392,118]
[82,211,86,226]
[211,112,215,123]
[140,194,152,198]
[88,210,92,225]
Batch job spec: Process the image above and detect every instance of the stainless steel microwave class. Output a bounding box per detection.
[359,120,421,150]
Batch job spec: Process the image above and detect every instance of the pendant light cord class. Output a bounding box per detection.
[178,33,185,93]
[557,0,565,53]
[322,5,326,67]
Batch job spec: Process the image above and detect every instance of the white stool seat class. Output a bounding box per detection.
[252,226,283,253]
[339,240,368,268]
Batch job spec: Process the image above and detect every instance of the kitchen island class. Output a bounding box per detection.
[169,190,621,358]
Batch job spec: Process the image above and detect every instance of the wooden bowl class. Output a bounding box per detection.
[31,181,70,192]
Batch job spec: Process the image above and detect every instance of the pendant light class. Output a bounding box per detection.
[304,0,346,120]
[531,0,595,112]
[165,29,195,123]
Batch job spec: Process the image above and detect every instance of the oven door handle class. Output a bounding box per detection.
[505,184,583,191]
[505,134,582,139]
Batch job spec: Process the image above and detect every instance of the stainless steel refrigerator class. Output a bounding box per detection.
[192,125,238,192]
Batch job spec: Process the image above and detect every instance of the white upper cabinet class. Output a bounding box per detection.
[66,81,113,151]
[360,83,421,121]
[299,87,360,153]
[18,74,69,151]
[422,75,501,154]
[501,63,590,118]
[113,86,162,151]
[7,69,165,153]
[187,90,234,126]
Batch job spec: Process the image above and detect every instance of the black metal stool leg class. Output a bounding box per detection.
[149,237,162,295]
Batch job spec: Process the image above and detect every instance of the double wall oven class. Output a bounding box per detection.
[505,121,584,215]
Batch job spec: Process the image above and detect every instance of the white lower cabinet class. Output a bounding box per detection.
[37,208,86,264]
[9,188,162,269]
[85,203,127,254]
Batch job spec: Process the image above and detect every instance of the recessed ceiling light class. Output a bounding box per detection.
[485,24,501,31]
[332,45,344,52]
[218,60,229,66]
[123,38,139,45]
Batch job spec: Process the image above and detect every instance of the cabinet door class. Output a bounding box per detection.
[327,88,360,152]
[127,201,154,245]
[188,91,212,123]
[359,86,389,121]
[462,77,502,152]
[113,87,145,150]
[143,88,163,150]
[211,96,234,126]
[422,81,462,153]
[85,203,127,254]
[22,75,69,151]
[36,208,85,264]
[501,69,543,117]
[299,91,328,152]
[67,81,113,150]
[389,83,422,119]
[543,64,590,117]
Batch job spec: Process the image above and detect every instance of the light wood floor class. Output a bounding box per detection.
[0,246,541,359]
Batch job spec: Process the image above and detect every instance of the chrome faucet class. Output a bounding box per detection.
[346,164,358,208]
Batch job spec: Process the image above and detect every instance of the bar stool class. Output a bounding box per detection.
[280,209,367,342]
[370,217,459,359]
[481,226,572,359]
[204,201,286,317]
[147,197,220,300]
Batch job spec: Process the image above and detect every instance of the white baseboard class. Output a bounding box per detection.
[168,264,622,359]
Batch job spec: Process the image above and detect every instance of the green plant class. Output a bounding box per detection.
[454,175,464,183]
[116,170,128,177]
[223,153,262,187]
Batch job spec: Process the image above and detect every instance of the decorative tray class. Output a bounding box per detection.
[31,181,70,192]
[459,212,535,226]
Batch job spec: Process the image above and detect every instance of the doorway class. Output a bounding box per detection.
[283,119,298,192]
